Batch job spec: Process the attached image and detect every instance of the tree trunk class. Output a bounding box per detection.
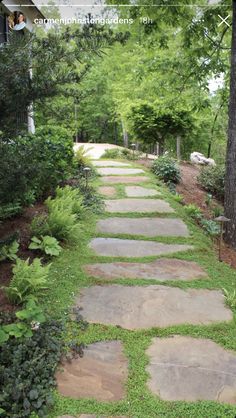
[121,119,128,147]
[224,0,236,247]
[176,136,181,161]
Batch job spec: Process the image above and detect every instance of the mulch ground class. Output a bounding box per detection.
[0,203,46,312]
[138,158,236,269]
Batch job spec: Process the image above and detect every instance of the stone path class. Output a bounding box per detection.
[57,152,235,411]
[125,186,161,197]
[97,167,144,175]
[99,186,116,197]
[96,217,189,237]
[75,285,232,330]
[105,199,174,213]
[94,160,131,167]
[56,341,128,401]
[146,336,236,403]
[89,238,193,257]
[101,176,148,184]
[84,259,207,281]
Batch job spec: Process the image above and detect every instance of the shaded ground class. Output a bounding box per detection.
[138,159,236,269]
[177,162,236,269]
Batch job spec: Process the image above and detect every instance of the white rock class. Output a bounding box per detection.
[190,152,216,166]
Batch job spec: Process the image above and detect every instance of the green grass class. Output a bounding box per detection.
[45,161,236,418]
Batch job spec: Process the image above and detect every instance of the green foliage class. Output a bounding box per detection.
[45,209,77,242]
[223,287,236,310]
[0,203,22,221]
[30,215,50,237]
[46,186,84,218]
[200,219,221,236]
[198,165,225,201]
[0,299,46,344]
[0,318,64,417]
[31,186,84,242]
[101,148,121,159]
[0,240,19,262]
[184,204,202,219]
[152,156,181,184]
[212,205,223,218]
[173,193,184,203]
[74,146,92,168]
[0,128,73,207]
[29,236,62,257]
[5,258,50,305]
[78,184,104,214]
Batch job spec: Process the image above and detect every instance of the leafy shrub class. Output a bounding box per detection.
[200,219,220,236]
[0,203,22,221]
[0,126,74,207]
[5,258,50,305]
[29,236,62,257]
[30,214,50,237]
[47,208,77,241]
[0,319,64,417]
[46,186,84,218]
[152,156,181,184]
[173,193,184,203]
[31,186,83,241]
[101,147,140,160]
[184,204,202,219]
[78,184,104,214]
[198,165,225,201]
[74,145,92,168]
[223,288,236,309]
[0,240,19,262]
[0,298,46,344]
[101,148,120,159]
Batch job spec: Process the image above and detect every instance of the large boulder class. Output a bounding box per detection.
[190,152,216,166]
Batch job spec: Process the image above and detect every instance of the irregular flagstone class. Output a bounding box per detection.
[98,186,117,197]
[125,186,161,197]
[93,160,131,167]
[146,336,236,403]
[98,167,144,175]
[96,217,189,237]
[105,199,174,213]
[56,341,128,401]
[75,285,232,329]
[89,238,193,257]
[84,258,207,281]
[101,176,148,184]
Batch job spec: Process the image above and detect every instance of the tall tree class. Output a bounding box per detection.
[224,0,236,247]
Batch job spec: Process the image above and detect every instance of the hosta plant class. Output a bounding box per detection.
[29,235,62,257]
[0,240,19,262]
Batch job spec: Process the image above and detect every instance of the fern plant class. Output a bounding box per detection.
[46,186,84,218]
[29,236,62,256]
[5,258,50,304]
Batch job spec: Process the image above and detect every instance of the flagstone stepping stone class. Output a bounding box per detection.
[89,238,193,257]
[56,341,128,401]
[99,186,116,197]
[101,176,148,184]
[93,160,131,167]
[146,335,236,403]
[75,285,232,329]
[97,218,189,237]
[84,259,207,281]
[125,186,161,197]
[105,199,174,213]
[98,167,144,175]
